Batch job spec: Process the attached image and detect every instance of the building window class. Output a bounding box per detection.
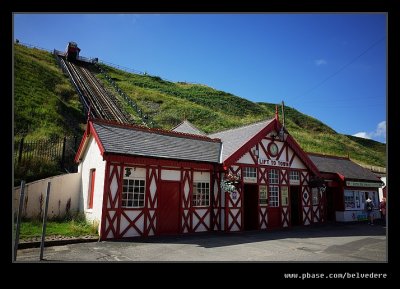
[259,185,268,205]
[269,169,279,184]
[268,185,279,207]
[344,190,355,209]
[122,179,145,208]
[312,188,319,205]
[243,167,257,183]
[289,171,300,185]
[281,186,289,206]
[243,167,256,178]
[193,182,210,207]
[87,169,96,209]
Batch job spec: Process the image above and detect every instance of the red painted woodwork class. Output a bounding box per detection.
[101,163,123,239]
[243,184,259,230]
[88,169,96,209]
[105,154,214,170]
[180,169,192,233]
[267,207,281,228]
[224,121,276,166]
[158,181,180,234]
[259,207,268,229]
[192,209,211,231]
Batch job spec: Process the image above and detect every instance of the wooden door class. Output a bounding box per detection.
[158,182,180,234]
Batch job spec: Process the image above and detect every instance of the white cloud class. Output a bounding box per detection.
[353,121,386,142]
[315,59,327,66]
[375,121,386,137]
[353,132,371,139]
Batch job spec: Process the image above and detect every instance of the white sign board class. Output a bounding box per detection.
[258,158,290,167]
[346,181,382,188]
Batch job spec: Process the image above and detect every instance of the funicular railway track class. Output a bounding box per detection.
[59,56,131,124]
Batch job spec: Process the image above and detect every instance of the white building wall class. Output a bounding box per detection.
[161,169,181,181]
[193,171,210,182]
[379,177,386,201]
[288,147,306,169]
[80,136,106,230]
[13,173,81,219]
[237,152,254,164]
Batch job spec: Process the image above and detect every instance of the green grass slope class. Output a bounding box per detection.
[14,44,386,167]
[14,44,85,140]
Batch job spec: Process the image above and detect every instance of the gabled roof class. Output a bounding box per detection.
[308,153,381,182]
[76,119,221,164]
[172,120,206,136]
[208,119,275,162]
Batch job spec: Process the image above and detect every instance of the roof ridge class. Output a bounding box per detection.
[171,120,206,135]
[92,119,221,143]
[307,151,350,160]
[208,118,275,136]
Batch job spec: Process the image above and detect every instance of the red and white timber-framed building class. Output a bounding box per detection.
[308,153,383,222]
[75,112,326,240]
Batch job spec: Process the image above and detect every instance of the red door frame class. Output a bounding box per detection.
[88,169,96,209]
[157,181,181,235]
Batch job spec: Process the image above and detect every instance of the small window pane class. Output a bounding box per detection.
[192,182,210,207]
[122,177,146,208]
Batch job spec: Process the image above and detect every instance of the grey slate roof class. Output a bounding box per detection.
[172,120,206,136]
[308,154,381,182]
[93,122,221,163]
[208,119,275,162]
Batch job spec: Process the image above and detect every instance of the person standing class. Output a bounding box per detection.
[365,197,375,225]
[379,198,386,225]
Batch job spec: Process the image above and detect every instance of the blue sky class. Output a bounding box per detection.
[13,13,386,143]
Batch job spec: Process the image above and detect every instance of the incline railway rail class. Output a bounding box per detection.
[55,52,132,124]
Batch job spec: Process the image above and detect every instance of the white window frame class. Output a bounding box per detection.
[243,167,257,184]
[269,169,279,184]
[192,182,210,207]
[122,178,146,208]
[289,171,300,185]
[268,185,279,207]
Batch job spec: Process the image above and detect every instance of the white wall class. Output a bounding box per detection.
[79,136,106,229]
[379,177,386,201]
[13,173,81,219]
[335,210,380,222]
[161,169,180,181]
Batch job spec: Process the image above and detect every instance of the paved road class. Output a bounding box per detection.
[16,222,386,262]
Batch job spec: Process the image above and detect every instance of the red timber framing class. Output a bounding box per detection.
[211,170,222,231]
[180,169,192,233]
[225,166,242,232]
[99,153,215,240]
[301,171,312,225]
[221,118,323,233]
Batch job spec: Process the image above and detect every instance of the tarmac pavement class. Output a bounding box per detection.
[15,221,387,262]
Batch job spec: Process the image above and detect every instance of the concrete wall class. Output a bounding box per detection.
[13,173,81,219]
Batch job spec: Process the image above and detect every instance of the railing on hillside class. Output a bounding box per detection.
[359,164,386,174]
[53,51,91,116]
[14,136,79,173]
[93,62,156,128]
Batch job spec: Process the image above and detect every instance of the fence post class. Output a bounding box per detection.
[40,182,51,261]
[13,180,26,261]
[61,136,66,169]
[18,138,24,164]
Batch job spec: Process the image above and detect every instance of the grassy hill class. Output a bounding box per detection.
[14,43,386,168]
[14,44,85,139]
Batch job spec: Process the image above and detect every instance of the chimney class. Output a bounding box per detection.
[275,105,279,121]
